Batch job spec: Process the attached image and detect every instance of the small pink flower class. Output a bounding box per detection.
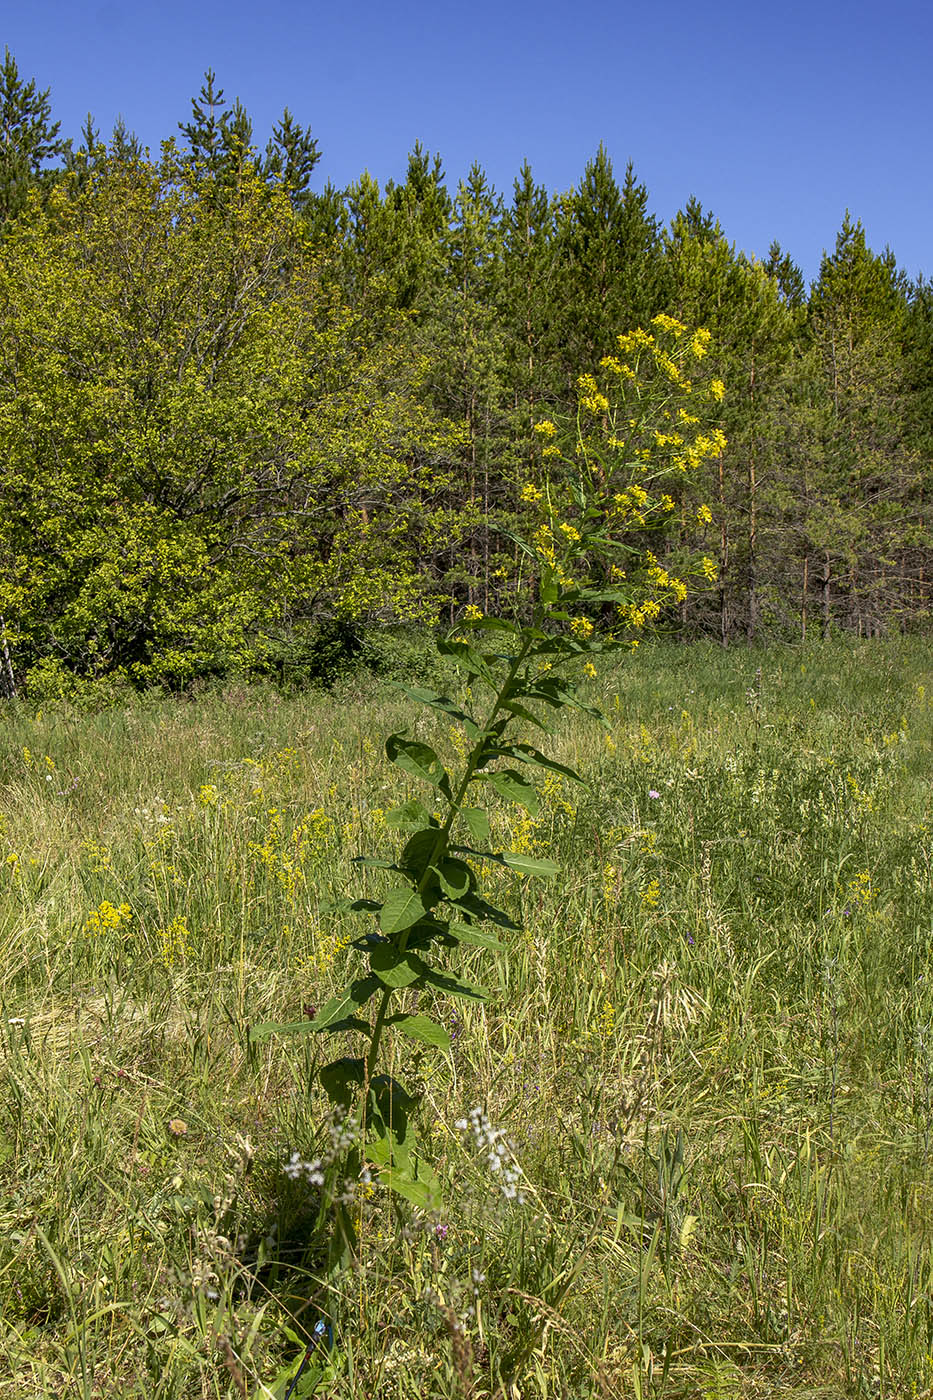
[648,789,660,800]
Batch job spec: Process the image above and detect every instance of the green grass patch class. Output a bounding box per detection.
[0,637,931,1398]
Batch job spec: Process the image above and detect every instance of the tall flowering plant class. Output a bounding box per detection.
[252,316,725,1271]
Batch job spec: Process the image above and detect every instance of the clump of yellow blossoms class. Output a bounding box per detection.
[523,316,725,638]
[84,900,132,934]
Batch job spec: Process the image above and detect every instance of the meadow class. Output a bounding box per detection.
[0,637,931,1399]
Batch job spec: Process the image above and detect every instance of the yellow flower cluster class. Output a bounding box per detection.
[533,419,558,438]
[651,313,688,336]
[159,915,193,968]
[576,373,609,414]
[689,328,713,359]
[84,900,132,934]
[696,504,713,525]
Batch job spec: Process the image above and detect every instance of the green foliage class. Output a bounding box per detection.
[0,157,454,693]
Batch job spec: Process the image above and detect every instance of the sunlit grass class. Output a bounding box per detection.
[0,637,930,1398]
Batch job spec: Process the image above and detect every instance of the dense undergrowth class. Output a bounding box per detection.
[0,637,931,1398]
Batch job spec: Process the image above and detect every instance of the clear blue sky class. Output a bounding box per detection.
[4,0,930,286]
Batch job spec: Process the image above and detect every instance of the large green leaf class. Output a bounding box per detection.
[501,852,561,877]
[452,891,522,929]
[385,1013,451,1050]
[400,828,444,879]
[385,734,452,797]
[488,768,540,816]
[460,806,490,844]
[384,799,438,831]
[319,1056,365,1108]
[391,684,481,738]
[379,886,429,935]
[446,920,506,951]
[307,976,382,1030]
[369,943,430,988]
[497,743,585,785]
[367,1139,443,1209]
[420,967,488,1002]
[437,639,498,687]
[432,857,474,899]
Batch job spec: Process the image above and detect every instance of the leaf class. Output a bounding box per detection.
[369,943,430,988]
[437,639,498,687]
[451,891,522,929]
[420,967,488,1002]
[446,920,507,951]
[379,886,429,935]
[367,1143,443,1209]
[385,733,452,798]
[460,806,490,844]
[391,684,480,736]
[352,855,398,869]
[385,1013,451,1050]
[384,799,438,831]
[501,852,561,877]
[501,699,549,731]
[432,857,474,899]
[319,1056,365,1108]
[461,614,520,635]
[309,976,382,1030]
[510,743,585,784]
[400,828,444,880]
[487,768,540,816]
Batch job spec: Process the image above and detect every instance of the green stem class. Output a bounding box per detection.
[362,630,536,1104]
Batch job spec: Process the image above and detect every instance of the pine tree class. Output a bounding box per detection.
[0,48,70,224]
[551,148,665,387]
[178,69,230,174]
[807,214,919,632]
[264,108,320,212]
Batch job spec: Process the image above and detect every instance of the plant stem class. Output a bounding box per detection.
[362,631,536,1107]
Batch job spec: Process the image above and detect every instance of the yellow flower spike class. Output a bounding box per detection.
[533,419,558,438]
[696,504,713,525]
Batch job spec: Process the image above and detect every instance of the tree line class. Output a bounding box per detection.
[0,51,929,697]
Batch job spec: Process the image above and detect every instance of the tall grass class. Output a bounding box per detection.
[0,637,930,1398]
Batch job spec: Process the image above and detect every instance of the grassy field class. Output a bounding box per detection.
[0,637,931,1399]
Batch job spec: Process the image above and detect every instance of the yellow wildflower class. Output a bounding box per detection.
[534,419,558,438]
[689,328,712,359]
[651,313,688,336]
[710,379,725,402]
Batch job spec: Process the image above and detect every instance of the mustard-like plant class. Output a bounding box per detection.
[252,316,725,1269]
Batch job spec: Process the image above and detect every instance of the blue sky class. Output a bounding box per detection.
[5,0,930,286]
